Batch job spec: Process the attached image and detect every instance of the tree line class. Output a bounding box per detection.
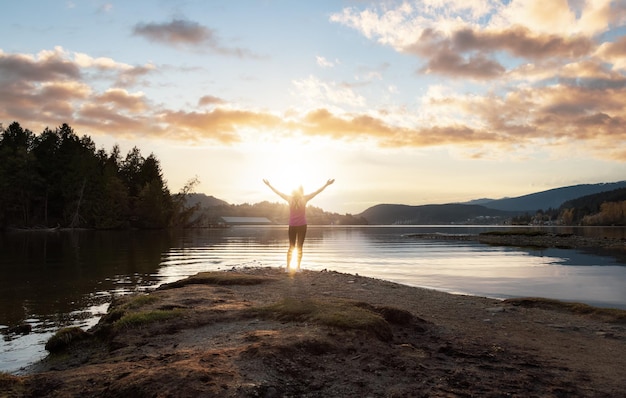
[559,187,626,226]
[509,187,626,226]
[0,122,195,230]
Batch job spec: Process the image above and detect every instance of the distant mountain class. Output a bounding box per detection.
[185,193,229,208]
[193,181,626,225]
[358,203,516,225]
[356,181,626,224]
[560,187,626,211]
[477,181,626,212]
[462,198,497,205]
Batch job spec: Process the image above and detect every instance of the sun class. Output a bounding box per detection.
[254,139,332,195]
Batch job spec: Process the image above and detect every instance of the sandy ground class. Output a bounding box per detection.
[2,266,625,398]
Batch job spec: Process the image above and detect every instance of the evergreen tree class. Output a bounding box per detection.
[0,122,38,226]
[0,122,177,229]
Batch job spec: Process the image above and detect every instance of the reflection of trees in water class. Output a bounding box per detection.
[0,230,173,326]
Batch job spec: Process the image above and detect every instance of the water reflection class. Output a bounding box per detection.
[0,230,172,326]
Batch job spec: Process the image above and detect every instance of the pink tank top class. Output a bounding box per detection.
[289,199,307,226]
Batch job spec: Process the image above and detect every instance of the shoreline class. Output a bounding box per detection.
[3,267,625,397]
[405,230,626,250]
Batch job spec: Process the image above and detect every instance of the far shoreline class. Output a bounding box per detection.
[405,228,626,250]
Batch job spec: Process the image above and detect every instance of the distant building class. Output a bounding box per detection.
[219,216,273,225]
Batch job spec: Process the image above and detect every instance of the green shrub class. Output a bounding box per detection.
[45,327,89,353]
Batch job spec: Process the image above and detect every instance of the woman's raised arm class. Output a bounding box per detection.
[304,179,335,201]
[263,179,290,201]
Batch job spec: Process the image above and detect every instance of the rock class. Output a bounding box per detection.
[8,323,32,335]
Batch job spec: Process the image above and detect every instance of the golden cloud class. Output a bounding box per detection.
[159,109,283,143]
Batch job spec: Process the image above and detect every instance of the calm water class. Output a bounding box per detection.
[2,225,626,373]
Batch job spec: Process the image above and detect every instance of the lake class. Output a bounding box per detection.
[2,225,626,373]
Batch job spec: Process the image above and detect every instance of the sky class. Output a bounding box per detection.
[2,0,626,214]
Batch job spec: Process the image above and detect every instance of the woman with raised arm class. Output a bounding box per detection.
[263,179,335,272]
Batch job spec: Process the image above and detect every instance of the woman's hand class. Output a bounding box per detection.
[263,179,270,186]
[326,179,335,186]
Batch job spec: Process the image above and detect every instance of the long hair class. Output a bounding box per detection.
[290,186,305,210]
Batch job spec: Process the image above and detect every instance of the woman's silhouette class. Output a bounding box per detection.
[263,179,335,272]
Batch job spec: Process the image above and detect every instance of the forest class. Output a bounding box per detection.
[0,121,194,230]
[559,188,626,226]
[510,188,626,226]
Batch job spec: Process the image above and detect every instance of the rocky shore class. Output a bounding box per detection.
[2,265,625,397]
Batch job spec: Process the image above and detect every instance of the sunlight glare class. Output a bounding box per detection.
[255,138,332,194]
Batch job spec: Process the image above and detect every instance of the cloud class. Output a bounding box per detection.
[133,19,212,46]
[596,35,626,71]
[331,1,603,80]
[0,48,80,83]
[298,108,499,146]
[316,56,335,68]
[322,0,626,160]
[73,52,133,70]
[292,76,366,107]
[96,89,148,113]
[198,95,226,107]
[132,18,260,57]
[3,42,626,161]
[0,47,278,143]
[77,103,149,135]
[0,47,154,134]
[417,43,505,79]
[450,27,594,60]
[289,70,626,156]
[495,0,625,36]
[159,109,283,142]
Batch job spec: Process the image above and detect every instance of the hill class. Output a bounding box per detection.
[191,181,626,226]
[358,203,516,225]
[478,181,626,212]
[560,187,626,211]
[185,193,229,208]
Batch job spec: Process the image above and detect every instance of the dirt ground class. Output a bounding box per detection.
[2,267,626,398]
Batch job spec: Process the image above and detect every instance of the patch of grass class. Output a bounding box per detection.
[480,230,548,237]
[261,297,317,319]
[45,327,89,353]
[504,297,626,323]
[254,298,392,341]
[95,294,159,327]
[114,309,183,330]
[355,303,414,325]
[158,271,273,290]
[124,294,160,309]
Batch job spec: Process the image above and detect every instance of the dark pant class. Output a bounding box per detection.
[287,225,307,268]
